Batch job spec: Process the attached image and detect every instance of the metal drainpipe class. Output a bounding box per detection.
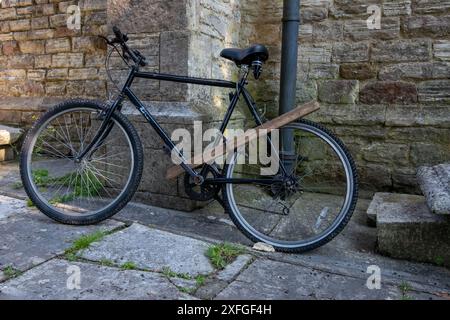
[279,0,300,175]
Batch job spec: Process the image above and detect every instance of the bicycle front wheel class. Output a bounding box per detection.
[20,100,143,225]
[222,119,358,253]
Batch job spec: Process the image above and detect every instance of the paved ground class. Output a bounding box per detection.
[0,161,449,300]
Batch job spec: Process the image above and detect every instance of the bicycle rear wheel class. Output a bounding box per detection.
[20,100,143,225]
[222,119,358,253]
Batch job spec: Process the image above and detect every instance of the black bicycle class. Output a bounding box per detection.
[20,27,358,253]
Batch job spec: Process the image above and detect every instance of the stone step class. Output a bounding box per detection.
[0,125,22,162]
[0,125,23,146]
[0,146,15,162]
[417,164,450,215]
[367,192,450,267]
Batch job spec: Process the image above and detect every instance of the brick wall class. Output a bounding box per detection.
[0,0,108,100]
[240,0,450,194]
[0,0,108,127]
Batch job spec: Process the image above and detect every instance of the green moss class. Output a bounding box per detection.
[3,266,22,279]
[399,281,414,300]
[206,243,245,270]
[195,275,206,287]
[121,261,138,270]
[99,259,115,267]
[161,266,192,280]
[435,256,445,267]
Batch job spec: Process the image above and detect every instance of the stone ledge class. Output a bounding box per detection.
[417,163,450,215]
[0,97,64,112]
[0,125,23,146]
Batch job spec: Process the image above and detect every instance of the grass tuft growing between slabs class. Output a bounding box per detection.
[64,230,107,261]
[121,261,138,270]
[206,243,245,270]
[2,266,23,279]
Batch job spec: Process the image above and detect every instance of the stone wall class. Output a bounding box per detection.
[0,0,107,127]
[1,0,449,197]
[0,0,107,99]
[240,0,450,194]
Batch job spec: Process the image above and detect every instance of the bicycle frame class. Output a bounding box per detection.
[78,64,287,185]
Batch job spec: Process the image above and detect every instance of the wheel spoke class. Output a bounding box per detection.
[26,106,137,219]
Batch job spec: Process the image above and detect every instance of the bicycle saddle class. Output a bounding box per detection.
[220,45,269,66]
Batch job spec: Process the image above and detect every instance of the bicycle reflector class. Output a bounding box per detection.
[252,59,263,80]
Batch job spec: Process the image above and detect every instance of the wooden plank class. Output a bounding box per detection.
[166,100,320,180]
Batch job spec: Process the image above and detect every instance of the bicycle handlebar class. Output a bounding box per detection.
[104,26,147,67]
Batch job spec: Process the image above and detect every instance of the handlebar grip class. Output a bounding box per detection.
[112,26,128,43]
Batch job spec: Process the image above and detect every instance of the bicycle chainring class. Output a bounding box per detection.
[184,165,221,202]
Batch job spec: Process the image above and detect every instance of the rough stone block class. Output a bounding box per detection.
[383,0,412,16]
[31,16,49,30]
[344,18,400,41]
[18,40,45,54]
[340,63,376,80]
[379,62,450,81]
[318,80,359,104]
[371,40,430,63]
[159,30,189,101]
[9,19,30,32]
[299,44,332,63]
[375,193,450,267]
[333,42,369,63]
[410,142,450,167]
[301,6,328,23]
[417,164,450,215]
[313,21,344,42]
[386,105,450,128]
[2,40,19,55]
[108,0,187,34]
[360,81,417,104]
[362,142,409,166]
[418,80,450,103]
[358,164,393,191]
[46,38,71,53]
[402,15,450,38]
[412,0,450,14]
[434,40,450,61]
[331,0,382,18]
[309,63,339,80]
[51,53,84,68]
[0,146,14,162]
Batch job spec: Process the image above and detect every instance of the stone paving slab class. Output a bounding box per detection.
[215,259,441,300]
[0,195,28,220]
[269,245,450,294]
[115,201,252,245]
[0,196,124,272]
[0,259,194,300]
[0,162,27,199]
[80,223,214,277]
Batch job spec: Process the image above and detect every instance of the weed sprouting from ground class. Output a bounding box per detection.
[206,243,245,270]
